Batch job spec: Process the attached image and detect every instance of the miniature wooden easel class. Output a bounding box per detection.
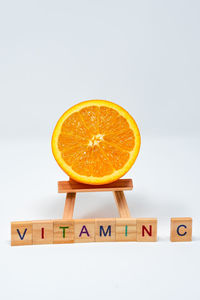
[58,178,133,219]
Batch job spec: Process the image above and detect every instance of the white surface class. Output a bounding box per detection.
[1,0,200,299]
[1,136,200,300]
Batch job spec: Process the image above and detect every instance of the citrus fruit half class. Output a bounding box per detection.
[52,100,141,185]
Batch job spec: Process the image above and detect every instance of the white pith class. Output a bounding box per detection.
[88,134,104,147]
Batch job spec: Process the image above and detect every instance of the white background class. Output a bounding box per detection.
[0,1,200,299]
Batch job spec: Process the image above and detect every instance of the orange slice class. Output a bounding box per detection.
[52,100,141,185]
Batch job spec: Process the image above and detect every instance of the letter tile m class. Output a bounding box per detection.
[95,219,116,242]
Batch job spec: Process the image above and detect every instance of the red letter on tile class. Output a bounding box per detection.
[142,225,152,237]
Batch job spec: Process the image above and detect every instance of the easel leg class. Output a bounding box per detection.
[113,191,131,218]
[63,192,76,219]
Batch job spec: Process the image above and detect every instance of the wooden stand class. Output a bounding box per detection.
[11,178,160,245]
[58,178,133,219]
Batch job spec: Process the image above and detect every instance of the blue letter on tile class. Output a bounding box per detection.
[177,224,187,236]
[17,228,27,240]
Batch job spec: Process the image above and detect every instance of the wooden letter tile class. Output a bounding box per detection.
[11,221,33,246]
[137,218,157,242]
[75,219,95,243]
[33,220,53,245]
[53,220,74,244]
[116,218,136,241]
[171,218,192,242]
[95,218,116,242]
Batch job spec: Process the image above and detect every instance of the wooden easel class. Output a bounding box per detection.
[58,178,133,219]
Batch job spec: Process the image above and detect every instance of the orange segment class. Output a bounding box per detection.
[79,106,100,135]
[90,146,114,177]
[99,106,131,135]
[103,128,135,151]
[61,112,92,139]
[58,134,88,151]
[100,141,130,170]
[52,100,141,185]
